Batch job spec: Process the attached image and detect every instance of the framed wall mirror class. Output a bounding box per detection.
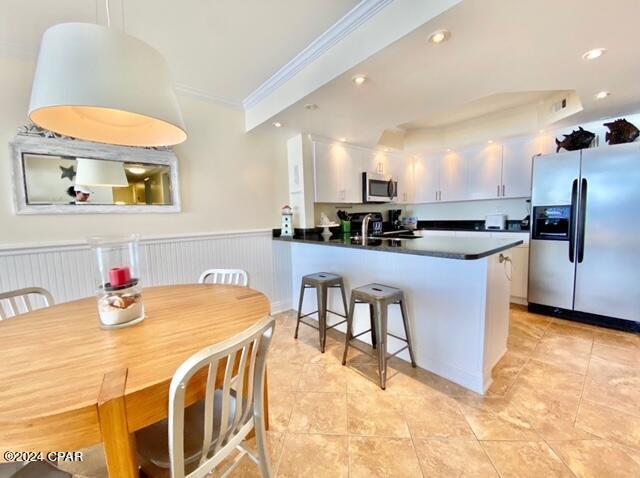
[10,127,181,214]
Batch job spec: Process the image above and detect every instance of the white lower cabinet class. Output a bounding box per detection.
[508,246,529,305]
[494,232,529,304]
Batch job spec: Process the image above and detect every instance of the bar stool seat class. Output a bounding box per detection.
[295,272,348,352]
[342,283,416,389]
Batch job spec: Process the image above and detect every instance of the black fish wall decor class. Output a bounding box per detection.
[555,127,596,152]
[604,118,640,145]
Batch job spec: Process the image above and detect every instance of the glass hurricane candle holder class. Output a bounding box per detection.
[88,234,145,329]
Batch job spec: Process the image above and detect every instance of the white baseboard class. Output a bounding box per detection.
[270,301,292,315]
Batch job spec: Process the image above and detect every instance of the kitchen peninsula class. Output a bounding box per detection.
[274,233,523,393]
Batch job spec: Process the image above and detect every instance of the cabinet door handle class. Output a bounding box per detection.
[502,184,506,196]
[435,191,438,201]
[497,185,500,197]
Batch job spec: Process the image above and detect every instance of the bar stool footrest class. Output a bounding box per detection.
[326,319,347,330]
[297,319,320,330]
[387,345,409,359]
[350,328,374,340]
[387,332,410,343]
[326,309,347,319]
[297,318,347,332]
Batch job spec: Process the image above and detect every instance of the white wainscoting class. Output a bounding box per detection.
[0,230,292,313]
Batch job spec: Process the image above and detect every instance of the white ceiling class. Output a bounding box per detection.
[270,0,640,149]
[0,0,360,104]
[401,91,559,130]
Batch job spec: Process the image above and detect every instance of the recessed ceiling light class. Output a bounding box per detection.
[127,166,146,175]
[428,29,451,44]
[352,75,367,85]
[582,48,606,61]
[304,103,318,110]
[383,148,390,152]
[273,121,282,127]
[339,137,346,142]
[487,140,494,144]
[446,148,452,152]
[595,91,610,99]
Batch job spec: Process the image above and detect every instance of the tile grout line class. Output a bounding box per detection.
[573,341,594,428]
[272,431,287,478]
[400,398,427,478]
[453,398,503,477]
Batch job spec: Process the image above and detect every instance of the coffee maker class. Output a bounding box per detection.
[388,209,402,230]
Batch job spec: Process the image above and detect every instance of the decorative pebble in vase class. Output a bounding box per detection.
[88,234,145,329]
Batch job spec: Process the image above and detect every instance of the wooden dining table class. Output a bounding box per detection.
[0,284,271,477]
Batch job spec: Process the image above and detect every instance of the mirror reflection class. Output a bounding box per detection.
[22,154,174,206]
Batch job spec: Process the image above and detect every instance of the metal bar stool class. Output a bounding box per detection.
[295,272,348,353]
[342,283,416,389]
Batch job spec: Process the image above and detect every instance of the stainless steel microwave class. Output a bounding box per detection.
[362,172,398,203]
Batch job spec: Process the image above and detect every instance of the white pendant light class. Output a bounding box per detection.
[28,5,186,147]
[75,158,129,187]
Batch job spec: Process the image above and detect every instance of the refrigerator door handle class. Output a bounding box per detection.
[569,179,578,263]
[577,178,588,263]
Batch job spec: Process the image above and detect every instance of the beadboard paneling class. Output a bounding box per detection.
[0,230,292,313]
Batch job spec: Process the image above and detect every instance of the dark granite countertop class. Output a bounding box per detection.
[273,234,523,260]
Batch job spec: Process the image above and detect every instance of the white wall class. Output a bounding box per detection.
[0,55,292,310]
[0,55,290,246]
[407,198,529,221]
[315,198,530,223]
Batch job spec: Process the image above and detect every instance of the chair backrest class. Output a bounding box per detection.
[0,287,54,320]
[168,316,275,478]
[198,269,249,287]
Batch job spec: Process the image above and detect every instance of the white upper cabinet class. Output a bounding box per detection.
[501,136,539,198]
[439,151,467,202]
[312,134,537,205]
[364,150,389,175]
[465,143,503,200]
[388,156,414,203]
[342,147,365,203]
[313,141,339,203]
[313,141,362,203]
[413,155,440,203]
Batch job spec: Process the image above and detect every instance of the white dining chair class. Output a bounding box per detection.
[198,269,249,287]
[135,316,276,478]
[0,287,55,320]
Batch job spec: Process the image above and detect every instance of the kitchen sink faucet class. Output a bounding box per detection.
[361,213,373,242]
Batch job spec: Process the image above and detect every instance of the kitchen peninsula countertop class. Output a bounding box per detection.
[273,234,523,260]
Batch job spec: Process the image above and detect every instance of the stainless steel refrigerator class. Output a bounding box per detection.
[528,142,640,330]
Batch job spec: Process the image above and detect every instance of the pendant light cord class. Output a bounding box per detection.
[105,0,111,27]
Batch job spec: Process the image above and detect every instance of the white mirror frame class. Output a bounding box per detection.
[10,130,181,215]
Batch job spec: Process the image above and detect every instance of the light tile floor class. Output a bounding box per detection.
[62,306,640,478]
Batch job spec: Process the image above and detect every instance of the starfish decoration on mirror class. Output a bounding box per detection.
[59,165,76,181]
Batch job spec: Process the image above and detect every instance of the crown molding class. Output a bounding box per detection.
[174,83,243,109]
[242,0,393,110]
